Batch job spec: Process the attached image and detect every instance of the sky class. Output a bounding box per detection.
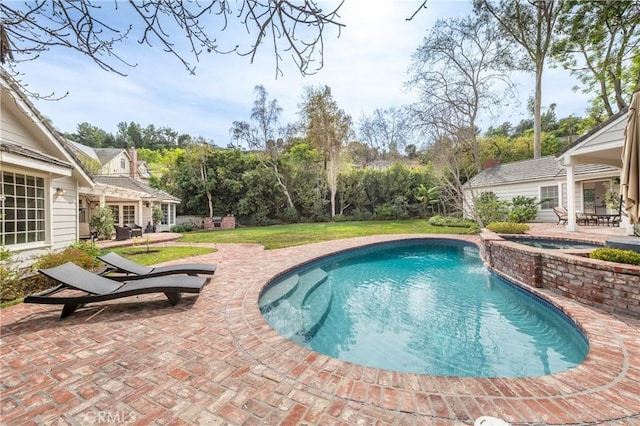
[12,0,593,148]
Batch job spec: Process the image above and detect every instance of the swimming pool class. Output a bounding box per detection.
[502,236,602,250]
[259,239,589,377]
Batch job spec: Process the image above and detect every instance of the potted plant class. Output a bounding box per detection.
[90,206,115,240]
[151,206,164,232]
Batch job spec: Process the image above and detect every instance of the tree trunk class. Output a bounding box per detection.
[329,146,339,219]
[206,191,214,219]
[272,163,295,209]
[534,60,543,159]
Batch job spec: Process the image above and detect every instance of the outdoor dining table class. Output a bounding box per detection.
[594,214,620,226]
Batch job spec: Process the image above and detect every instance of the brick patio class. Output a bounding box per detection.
[2,229,639,425]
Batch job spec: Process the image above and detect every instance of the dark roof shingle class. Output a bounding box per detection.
[468,156,618,187]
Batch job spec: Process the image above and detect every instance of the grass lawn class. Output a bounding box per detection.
[108,246,216,266]
[179,219,473,249]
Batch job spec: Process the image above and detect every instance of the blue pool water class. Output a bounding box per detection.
[259,240,589,377]
[503,236,602,250]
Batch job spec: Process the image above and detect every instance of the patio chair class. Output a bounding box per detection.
[125,223,143,237]
[23,262,209,318]
[576,212,596,226]
[98,252,216,279]
[114,225,131,241]
[553,206,568,224]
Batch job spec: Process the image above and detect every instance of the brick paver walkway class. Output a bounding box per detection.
[2,231,639,425]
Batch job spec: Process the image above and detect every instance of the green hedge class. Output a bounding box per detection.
[486,222,530,234]
[589,248,640,266]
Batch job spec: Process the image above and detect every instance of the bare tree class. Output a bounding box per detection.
[407,15,515,173]
[358,107,411,159]
[0,1,345,82]
[475,0,561,159]
[231,85,296,210]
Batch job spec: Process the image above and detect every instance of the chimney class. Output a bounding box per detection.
[483,158,500,170]
[129,148,138,180]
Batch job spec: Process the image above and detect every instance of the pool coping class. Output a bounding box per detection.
[231,235,640,424]
[2,233,639,424]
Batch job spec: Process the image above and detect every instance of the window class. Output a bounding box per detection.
[120,158,126,169]
[122,205,136,224]
[109,205,120,225]
[1,171,46,246]
[161,204,169,225]
[160,204,175,226]
[540,186,559,210]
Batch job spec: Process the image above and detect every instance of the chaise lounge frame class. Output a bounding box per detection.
[98,252,216,280]
[24,262,208,318]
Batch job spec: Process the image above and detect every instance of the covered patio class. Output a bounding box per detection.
[558,109,636,235]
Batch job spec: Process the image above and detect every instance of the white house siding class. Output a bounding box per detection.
[104,153,131,176]
[579,116,626,151]
[2,105,44,152]
[2,88,79,264]
[51,177,79,250]
[464,179,567,222]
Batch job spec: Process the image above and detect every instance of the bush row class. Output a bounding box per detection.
[1,241,101,303]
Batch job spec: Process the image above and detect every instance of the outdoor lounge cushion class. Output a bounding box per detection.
[24,262,208,318]
[98,252,216,278]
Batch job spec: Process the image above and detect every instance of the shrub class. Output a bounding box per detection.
[152,207,164,228]
[509,196,539,223]
[486,222,529,234]
[280,207,299,224]
[350,208,373,221]
[428,215,474,228]
[475,192,510,225]
[374,203,395,219]
[589,248,640,266]
[1,246,101,303]
[170,224,194,233]
[69,240,101,258]
[1,247,28,303]
[333,214,347,222]
[90,206,115,240]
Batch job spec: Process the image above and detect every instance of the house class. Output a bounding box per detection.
[557,108,634,234]
[1,68,182,268]
[66,141,179,231]
[463,156,619,222]
[463,109,632,233]
[1,69,93,264]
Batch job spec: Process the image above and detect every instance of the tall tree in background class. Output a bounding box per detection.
[231,85,296,211]
[1,1,344,84]
[299,85,352,219]
[358,107,411,159]
[553,0,640,118]
[407,15,515,172]
[176,142,216,219]
[475,0,561,159]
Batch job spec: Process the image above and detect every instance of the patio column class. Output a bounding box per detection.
[138,199,144,225]
[565,162,577,232]
[99,195,106,207]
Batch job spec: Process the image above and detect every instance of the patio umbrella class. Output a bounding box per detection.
[621,91,640,225]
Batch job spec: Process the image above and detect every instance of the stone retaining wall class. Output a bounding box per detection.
[481,230,640,318]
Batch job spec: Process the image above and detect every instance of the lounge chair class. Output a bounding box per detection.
[24,262,208,318]
[553,206,568,224]
[98,252,216,279]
